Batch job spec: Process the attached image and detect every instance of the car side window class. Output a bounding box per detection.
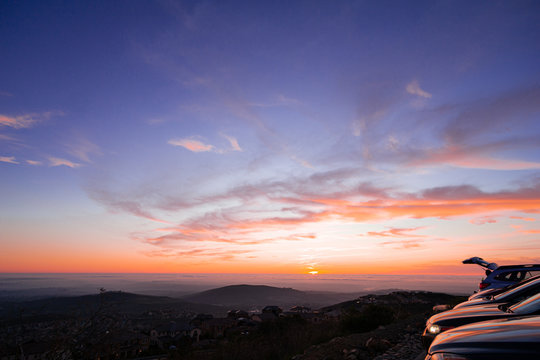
[494,271,526,281]
[525,271,540,279]
[494,272,512,281]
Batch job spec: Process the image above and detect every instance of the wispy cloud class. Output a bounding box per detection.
[249,94,302,108]
[365,227,426,238]
[48,157,81,168]
[0,156,18,164]
[406,80,432,98]
[510,216,536,222]
[66,137,101,163]
[470,216,497,225]
[441,86,540,145]
[0,111,61,129]
[88,188,169,224]
[0,134,17,142]
[221,133,242,152]
[408,142,540,171]
[26,160,42,166]
[381,239,424,249]
[0,91,12,97]
[168,137,215,152]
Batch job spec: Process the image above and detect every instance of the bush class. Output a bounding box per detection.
[340,304,395,333]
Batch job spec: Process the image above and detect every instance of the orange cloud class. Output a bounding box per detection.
[510,216,536,222]
[365,227,426,237]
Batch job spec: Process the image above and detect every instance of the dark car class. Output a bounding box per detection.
[425,316,540,360]
[467,274,540,300]
[454,275,540,309]
[463,256,540,290]
[422,292,540,348]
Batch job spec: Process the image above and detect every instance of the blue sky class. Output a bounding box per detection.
[1,0,540,274]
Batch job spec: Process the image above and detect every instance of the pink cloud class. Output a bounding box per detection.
[381,239,424,249]
[366,227,426,238]
[410,144,540,171]
[0,111,61,129]
[221,133,242,151]
[48,157,81,168]
[469,217,497,225]
[510,216,536,222]
[406,80,432,98]
[26,160,42,166]
[168,138,214,152]
[0,156,18,164]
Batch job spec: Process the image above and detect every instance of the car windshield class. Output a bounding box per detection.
[509,293,540,314]
[494,278,540,300]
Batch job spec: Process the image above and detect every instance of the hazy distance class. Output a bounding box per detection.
[0,273,480,300]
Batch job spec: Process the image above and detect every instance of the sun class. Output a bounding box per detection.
[308,270,318,275]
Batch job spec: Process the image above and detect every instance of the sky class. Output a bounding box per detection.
[1,0,540,276]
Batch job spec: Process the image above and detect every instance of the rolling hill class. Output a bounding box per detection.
[182,284,359,309]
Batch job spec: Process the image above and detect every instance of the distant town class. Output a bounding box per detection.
[0,287,462,360]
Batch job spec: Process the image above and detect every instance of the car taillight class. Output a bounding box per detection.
[479,282,489,290]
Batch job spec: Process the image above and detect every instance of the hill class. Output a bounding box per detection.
[0,291,227,320]
[182,284,359,309]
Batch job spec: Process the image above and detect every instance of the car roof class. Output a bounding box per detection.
[462,257,540,270]
[496,264,540,270]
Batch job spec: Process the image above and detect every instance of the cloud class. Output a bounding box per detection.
[221,133,242,151]
[0,156,18,164]
[408,142,540,171]
[169,134,243,154]
[0,134,17,141]
[48,157,81,168]
[406,80,432,98]
[86,158,540,259]
[26,160,42,166]
[88,188,169,224]
[510,216,536,222]
[441,86,540,145]
[469,217,497,225]
[0,91,12,97]
[168,137,215,152]
[381,239,424,249]
[249,94,302,107]
[365,227,426,238]
[519,229,540,234]
[66,137,101,163]
[0,111,61,129]
[143,248,252,261]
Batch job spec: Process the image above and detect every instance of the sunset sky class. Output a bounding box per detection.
[1,0,539,276]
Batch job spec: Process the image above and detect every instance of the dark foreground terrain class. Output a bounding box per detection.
[0,286,465,360]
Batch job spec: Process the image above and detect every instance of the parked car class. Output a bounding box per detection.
[425,316,540,360]
[453,275,540,309]
[463,256,540,290]
[467,274,540,300]
[422,292,540,348]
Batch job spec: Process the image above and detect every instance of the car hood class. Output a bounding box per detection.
[429,303,506,324]
[430,316,540,351]
[468,287,503,300]
[453,298,492,309]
